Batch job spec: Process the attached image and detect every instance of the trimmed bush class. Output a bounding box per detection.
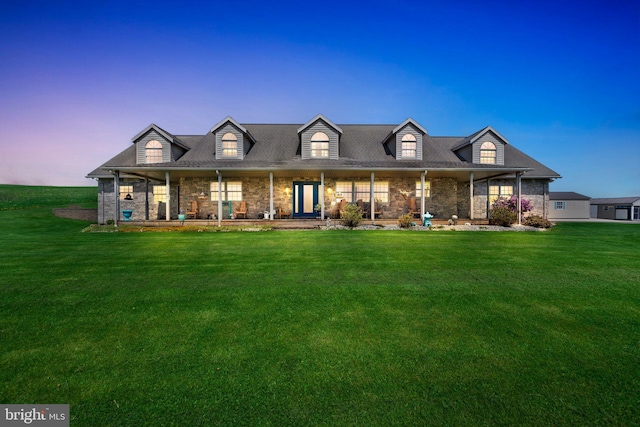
[398,213,414,228]
[341,203,363,228]
[523,215,553,228]
[489,206,517,227]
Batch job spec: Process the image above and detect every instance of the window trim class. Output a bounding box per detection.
[335,181,389,203]
[480,141,497,164]
[145,140,163,164]
[152,184,167,203]
[221,132,238,158]
[119,184,134,200]
[401,134,417,159]
[210,181,243,201]
[310,132,330,158]
[415,181,431,198]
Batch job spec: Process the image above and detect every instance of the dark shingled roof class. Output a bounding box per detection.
[87,122,561,179]
[590,197,640,205]
[549,192,591,200]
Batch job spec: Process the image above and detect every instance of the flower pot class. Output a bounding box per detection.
[178,213,186,222]
[122,209,133,221]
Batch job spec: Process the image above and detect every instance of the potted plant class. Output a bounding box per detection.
[178,210,186,224]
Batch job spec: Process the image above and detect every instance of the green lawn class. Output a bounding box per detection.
[1,185,639,426]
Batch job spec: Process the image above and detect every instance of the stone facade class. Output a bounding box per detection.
[97,175,550,223]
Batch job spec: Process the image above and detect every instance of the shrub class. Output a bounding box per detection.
[341,203,363,228]
[489,206,517,227]
[398,213,414,228]
[523,215,553,228]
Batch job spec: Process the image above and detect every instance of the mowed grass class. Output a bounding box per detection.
[0,185,638,426]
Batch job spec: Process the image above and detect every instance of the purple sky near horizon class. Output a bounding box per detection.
[1,0,638,198]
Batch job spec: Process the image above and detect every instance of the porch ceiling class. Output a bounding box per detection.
[114,167,531,183]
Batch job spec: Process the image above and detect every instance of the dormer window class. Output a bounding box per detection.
[480,141,497,164]
[222,133,238,158]
[401,134,417,158]
[145,140,163,163]
[310,132,330,158]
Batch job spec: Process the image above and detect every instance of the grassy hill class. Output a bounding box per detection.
[0,184,96,211]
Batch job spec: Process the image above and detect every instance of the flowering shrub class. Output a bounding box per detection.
[489,196,534,226]
[493,196,533,215]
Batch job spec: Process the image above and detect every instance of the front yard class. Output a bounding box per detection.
[0,186,638,425]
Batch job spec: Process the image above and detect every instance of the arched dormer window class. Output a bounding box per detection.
[401,134,417,158]
[222,132,238,158]
[480,141,497,164]
[145,140,163,164]
[311,132,329,158]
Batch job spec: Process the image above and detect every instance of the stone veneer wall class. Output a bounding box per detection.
[97,176,551,223]
[469,179,549,220]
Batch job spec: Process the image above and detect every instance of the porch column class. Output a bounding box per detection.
[165,172,171,221]
[486,179,491,219]
[217,171,222,227]
[370,172,375,222]
[516,172,522,225]
[469,172,474,220]
[145,177,149,220]
[420,171,426,216]
[269,172,274,220]
[320,172,325,220]
[114,171,120,226]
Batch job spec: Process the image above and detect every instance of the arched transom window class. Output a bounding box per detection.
[222,132,238,158]
[401,134,417,158]
[311,132,329,158]
[145,140,163,164]
[480,141,497,164]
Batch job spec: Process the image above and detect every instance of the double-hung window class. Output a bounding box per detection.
[310,132,330,158]
[489,185,513,204]
[415,181,431,198]
[153,185,167,203]
[480,141,497,164]
[222,133,238,158]
[145,140,163,164]
[401,134,417,158]
[210,181,242,201]
[119,184,133,200]
[554,201,566,210]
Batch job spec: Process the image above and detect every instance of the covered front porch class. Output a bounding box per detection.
[105,166,529,226]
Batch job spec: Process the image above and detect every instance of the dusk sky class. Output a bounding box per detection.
[1,0,638,198]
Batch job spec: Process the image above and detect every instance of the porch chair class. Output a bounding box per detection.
[408,197,420,218]
[235,201,248,219]
[185,200,198,219]
[277,206,291,219]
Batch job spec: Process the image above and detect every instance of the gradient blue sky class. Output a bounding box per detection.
[1,0,638,198]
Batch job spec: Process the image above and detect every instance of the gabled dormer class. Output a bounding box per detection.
[298,114,343,160]
[133,124,189,165]
[384,118,427,160]
[453,126,508,165]
[210,116,256,160]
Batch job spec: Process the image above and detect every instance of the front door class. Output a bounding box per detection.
[293,181,319,218]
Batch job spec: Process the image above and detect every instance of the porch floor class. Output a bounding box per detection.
[121,218,490,229]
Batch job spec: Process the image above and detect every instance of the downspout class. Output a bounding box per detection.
[217,170,222,227]
[145,177,149,220]
[486,179,491,219]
